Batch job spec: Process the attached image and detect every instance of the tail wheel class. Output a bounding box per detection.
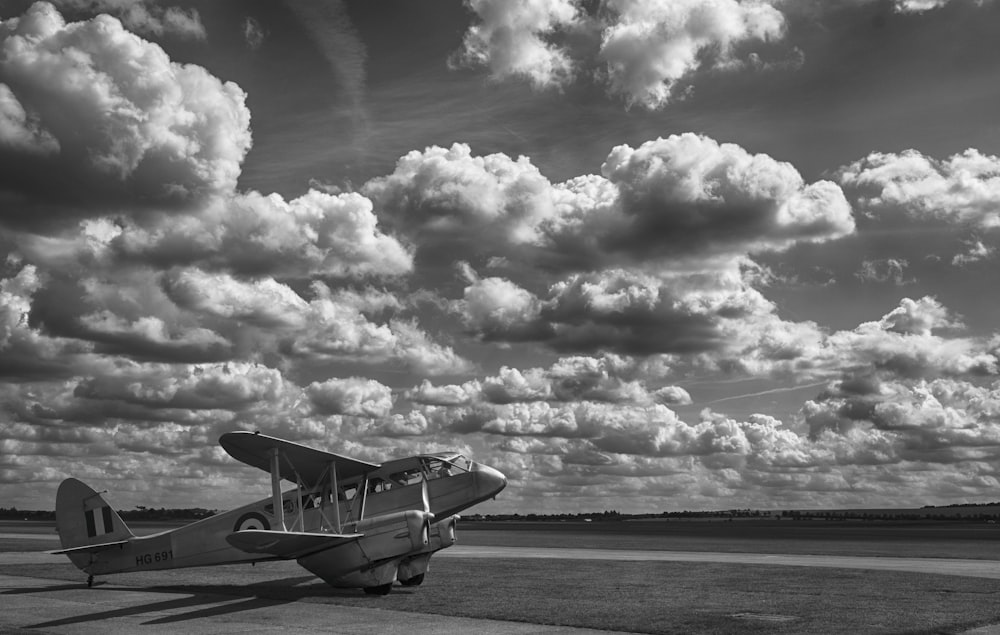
[400,573,424,587]
[363,583,392,596]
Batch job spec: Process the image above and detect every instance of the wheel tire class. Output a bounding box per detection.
[363,583,393,596]
[399,573,424,587]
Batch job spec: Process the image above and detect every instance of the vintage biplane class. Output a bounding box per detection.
[52,431,507,594]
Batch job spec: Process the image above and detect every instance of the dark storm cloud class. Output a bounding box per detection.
[27,274,234,364]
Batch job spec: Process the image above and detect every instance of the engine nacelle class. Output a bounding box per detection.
[297,509,432,588]
[397,514,460,584]
[429,514,459,551]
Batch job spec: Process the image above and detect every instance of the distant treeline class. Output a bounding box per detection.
[466,509,774,522]
[923,501,1000,508]
[0,507,216,521]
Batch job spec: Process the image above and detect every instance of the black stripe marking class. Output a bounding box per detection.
[85,509,96,538]
[102,506,113,534]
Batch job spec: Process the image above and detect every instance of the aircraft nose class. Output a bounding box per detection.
[473,462,507,497]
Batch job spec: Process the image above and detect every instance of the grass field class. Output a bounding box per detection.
[3,519,1000,634]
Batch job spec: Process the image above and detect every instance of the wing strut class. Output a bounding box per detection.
[270,447,285,531]
[328,461,342,533]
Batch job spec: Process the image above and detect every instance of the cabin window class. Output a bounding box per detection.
[340,483,358,501]
[389,468,424,487]
[264,499,296,515]
[301,493,321,510]
[368,477,392,493]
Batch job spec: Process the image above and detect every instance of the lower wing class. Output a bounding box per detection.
[226,530,363,559]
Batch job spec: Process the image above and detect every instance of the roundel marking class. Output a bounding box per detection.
[233,511,270,532]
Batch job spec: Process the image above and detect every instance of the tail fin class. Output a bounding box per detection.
[55,478,134,557]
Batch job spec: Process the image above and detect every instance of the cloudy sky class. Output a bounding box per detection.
[2,0,1000,515]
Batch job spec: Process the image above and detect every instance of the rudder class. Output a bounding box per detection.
[56,478,134,555]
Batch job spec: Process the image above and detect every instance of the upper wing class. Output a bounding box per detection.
[226,530,363,559]
[220,431,380,484]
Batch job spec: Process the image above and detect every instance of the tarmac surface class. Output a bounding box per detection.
[4,546,1000,634]
[0,570,616,634]
[441,544,1000,579]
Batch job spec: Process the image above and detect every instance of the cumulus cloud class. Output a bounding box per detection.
[875,296,959,336]
[590,134,855,259]
[452,0,789,109]
[6,1,1000,514]
[162,269,309,329]
[818,299,997,383]
[453,266,828,366]
[138,189,413,278]
[597,0,786,109]
[893,0,988,12]
[409,354,691,411]
[450,0,581,88]
[406,379,479,406]
[367,136,854,273]
[0,263,92,378]
[363,143,558,264]
[951,239,995,267]
[307,377,394,418]
[453,245,998,383]
[457,274,550,341]
[855,258,911,285]
[52,0,206,39]
[74,362,285,411]
[839,148,1000,229]
[287,283,472,376]
[0,84,58,155]
[21,267,236,364]
[17,190,413,280]
[803,377,1000,464]
[0,3,250,229]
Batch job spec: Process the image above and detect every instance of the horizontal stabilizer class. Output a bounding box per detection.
[49,539,129,555]
[226,529,362,559]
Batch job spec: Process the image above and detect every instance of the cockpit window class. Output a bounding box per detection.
[447,455,473,472]
[421,454,471,478]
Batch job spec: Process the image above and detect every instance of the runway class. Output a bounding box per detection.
[439,545,1000,579]
[4,546,1000,634]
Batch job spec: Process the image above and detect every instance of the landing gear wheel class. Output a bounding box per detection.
[399,573,424,587]
[363,583,393,596]
[87,575,94,588]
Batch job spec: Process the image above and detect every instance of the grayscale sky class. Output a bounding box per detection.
[2,0,1000,514]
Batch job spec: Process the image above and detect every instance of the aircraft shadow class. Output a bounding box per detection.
[2,581,101,595]
[21,575,383,629]
[29,593,236,629]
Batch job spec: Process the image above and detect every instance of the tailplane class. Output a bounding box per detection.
[55,478,134,565]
